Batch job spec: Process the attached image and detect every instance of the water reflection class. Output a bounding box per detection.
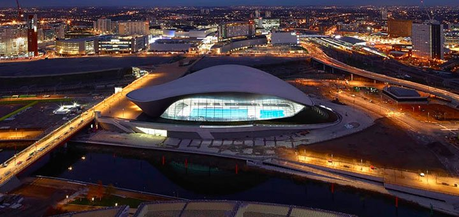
[31,143,451,217]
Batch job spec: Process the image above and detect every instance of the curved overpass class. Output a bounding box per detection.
[302,42,459,105]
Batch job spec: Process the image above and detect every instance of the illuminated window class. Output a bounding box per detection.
[161,94,304,122]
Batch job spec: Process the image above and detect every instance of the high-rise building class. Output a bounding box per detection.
[255,10,261,18]
[117,21,149,36]
[265,11,272,18]
[26,14,38,56]
[388,19,412,37]
[412,21,444,60]
[381,9,388,21]
[217,21,256,41]
[0,26,28,57]
[94,18,112,34]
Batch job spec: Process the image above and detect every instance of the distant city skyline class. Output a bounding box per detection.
[2,0,459,7]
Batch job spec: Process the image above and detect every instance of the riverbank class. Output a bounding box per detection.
[69,138,459,216]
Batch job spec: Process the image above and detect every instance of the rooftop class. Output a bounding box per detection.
[134,200,355,217]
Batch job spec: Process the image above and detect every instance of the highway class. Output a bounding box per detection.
[301,42,459,105]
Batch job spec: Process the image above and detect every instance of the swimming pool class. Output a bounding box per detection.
[260,110,285,119]
[190,108,248,119]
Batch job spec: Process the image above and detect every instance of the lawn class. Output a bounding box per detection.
[0,98,73,105]
[71,195,146,208]
[0,101,38,121]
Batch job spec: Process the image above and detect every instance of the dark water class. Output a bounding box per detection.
[0,149,18,163]
[32,143,451,217]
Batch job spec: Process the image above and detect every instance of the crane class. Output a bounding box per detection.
[420,0,433,21]
[15,0,23,20]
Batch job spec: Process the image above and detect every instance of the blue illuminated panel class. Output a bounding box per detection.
[260,110,285,119]
[191,108,248,119]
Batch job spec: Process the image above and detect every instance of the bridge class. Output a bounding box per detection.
[0,73,162,191]
[301,42,459,105]
[0,59,198,191]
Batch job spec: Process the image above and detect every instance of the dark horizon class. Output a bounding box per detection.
[2,0,459,7]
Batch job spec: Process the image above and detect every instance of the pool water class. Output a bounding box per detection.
[260,110,285,119]
[191,108,248,119]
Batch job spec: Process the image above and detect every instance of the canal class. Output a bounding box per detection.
[31,142,451,217]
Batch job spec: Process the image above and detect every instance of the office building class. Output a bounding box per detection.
[98,35,148,54]
[412,21,444,59]
[255,18,281,31]
[26,14,38,56]
[0,26,27,57]
[94,18,113,34]
[55,37,97,55]
[381,9,388,21]
[255,10,261,18]
[388,19,412,37]
[271,32,299,45]
[118,21,149,36]
[265,11,272,18]
[217,21,256,41]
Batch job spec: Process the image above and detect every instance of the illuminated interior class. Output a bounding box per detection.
[161,94,305,122]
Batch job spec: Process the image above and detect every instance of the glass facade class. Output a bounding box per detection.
[161,94,305,122]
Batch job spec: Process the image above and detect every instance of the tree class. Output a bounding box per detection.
[96,180,104,200]
[86,185,97,202]
[105,184,116,198]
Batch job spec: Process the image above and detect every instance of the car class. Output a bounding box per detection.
[29,151,36,157]
[420,172,425,177]
[5,171,11,176]
[38,147,45,152]
[26,156,32,161]
[43,95,50,98]
[16,161,23,166]
[2,163,8,167]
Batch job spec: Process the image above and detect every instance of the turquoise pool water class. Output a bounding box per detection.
[191,108,248,119]
[260,110,285,119]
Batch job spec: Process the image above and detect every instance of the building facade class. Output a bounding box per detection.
[56,37,97,55]
[26,14,38,56]
[412,21,444,59]
[0,27,27,57]
[98,35,147,54]
[271,32,299,45]
[94,18,113,34]
[388,19,412,37]
[217,21,256,41]
[127,65,331,123]
[118,21,149,36]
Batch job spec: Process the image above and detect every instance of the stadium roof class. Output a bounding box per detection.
[127,64,313,106]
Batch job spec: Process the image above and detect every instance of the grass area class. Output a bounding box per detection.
[0,101,38,121]
[70,196,146,208]
[0,98,73,105]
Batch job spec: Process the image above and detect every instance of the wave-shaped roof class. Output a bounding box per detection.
[127,64,313,106]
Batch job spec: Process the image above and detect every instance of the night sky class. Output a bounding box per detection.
[2,0,459,7]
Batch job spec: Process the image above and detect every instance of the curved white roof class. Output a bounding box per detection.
[127,64,313,106]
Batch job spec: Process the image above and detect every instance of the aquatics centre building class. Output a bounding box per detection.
[127,65,337,126]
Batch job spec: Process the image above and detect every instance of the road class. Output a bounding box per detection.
[301,42,459,105]
[0,58,198,188]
